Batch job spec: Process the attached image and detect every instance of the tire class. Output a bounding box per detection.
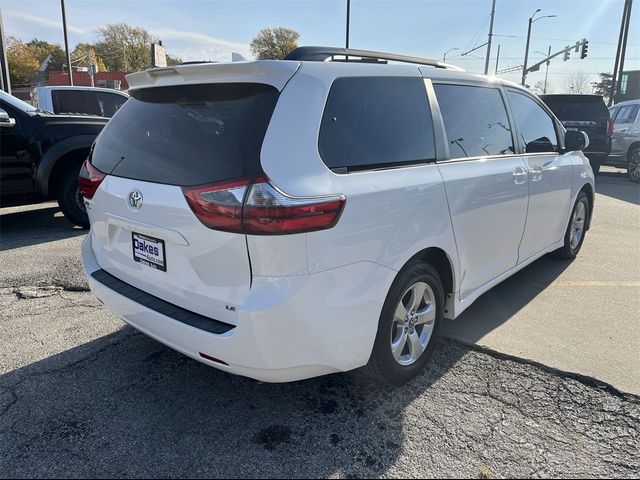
[361,262,444,386]
[57,165,89,228]
[627,147,640,183]
[554,191,590,260]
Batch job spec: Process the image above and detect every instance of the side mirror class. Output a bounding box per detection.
[0,109,16,128]
[565,130,589,151]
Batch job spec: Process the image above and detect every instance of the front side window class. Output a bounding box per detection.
[319,77,436,171]
[614,105,639,124]
[507,90,558,153]
[434,84,514,159]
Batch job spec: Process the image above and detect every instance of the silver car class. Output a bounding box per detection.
[608,99,640,182]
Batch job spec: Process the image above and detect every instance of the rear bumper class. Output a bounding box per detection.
[82,235,395,382]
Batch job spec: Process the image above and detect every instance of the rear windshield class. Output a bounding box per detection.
[92,83,279,186]
[539,95,609,120]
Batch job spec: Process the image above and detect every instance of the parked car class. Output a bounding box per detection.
[0,90,109,227]
[608,99,640,182]
[31,85,128,118]
[81,47,595,385]
[539,94,612,174]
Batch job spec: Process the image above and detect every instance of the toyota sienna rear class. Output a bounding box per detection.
[82,48,595,384]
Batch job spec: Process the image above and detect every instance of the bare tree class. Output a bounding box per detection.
[250,27,299,60]
[533,80,546,94]
[563,72,591,94]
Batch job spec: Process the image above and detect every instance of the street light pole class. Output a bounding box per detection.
[521,9,539,86]
[60,0,73,86]
[443,47,459,62]
[521,10,556,86]
[484,0,496,75]
[543,45,551,93]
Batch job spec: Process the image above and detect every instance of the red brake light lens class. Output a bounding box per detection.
[607,117,614,136]
[182,178,249,233]
[243,177,345,234]
[182,176,346,235]
[78,159,106,199]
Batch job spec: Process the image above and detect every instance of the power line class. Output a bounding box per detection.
[493,34,618,45]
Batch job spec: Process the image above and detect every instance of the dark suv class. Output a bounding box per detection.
[0,90,109,227]
[540,94,612,174]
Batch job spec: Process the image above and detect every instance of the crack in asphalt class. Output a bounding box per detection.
[1,335,638,478]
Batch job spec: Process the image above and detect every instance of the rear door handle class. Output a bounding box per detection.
[513,167,528,184]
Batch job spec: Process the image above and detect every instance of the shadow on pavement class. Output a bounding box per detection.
[595,171,639,205]
[443,255,572,344]
[0,326,465,478]
[0,204,86,251]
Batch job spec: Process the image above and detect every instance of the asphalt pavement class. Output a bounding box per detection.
[1,167,639,477]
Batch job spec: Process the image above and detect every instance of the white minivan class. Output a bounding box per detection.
[81,47,594,385]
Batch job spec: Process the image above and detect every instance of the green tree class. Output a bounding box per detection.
[250,27,299,60]
[71,43,107,72]
[94,23,157,72]
[25,38,66,71]
[6,37,40,85]
[593,72,613,104]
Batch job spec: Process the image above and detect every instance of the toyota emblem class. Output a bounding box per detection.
[128,190,143,210]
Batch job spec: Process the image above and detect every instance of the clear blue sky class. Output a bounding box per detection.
[1,0,637,91]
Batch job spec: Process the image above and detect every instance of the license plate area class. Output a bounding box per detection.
[132,232,166,272]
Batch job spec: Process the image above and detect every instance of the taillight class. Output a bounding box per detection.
[182,176,346,235]
[78,159,106,199]
[607,117,614,136]
[182,178,248,233]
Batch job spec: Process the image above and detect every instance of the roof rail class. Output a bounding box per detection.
[284,46,464,71]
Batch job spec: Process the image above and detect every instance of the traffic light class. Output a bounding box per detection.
[563,47,571,61]
[580,40,589,59]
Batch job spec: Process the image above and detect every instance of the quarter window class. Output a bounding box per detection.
[319,77,436,171]
[507,90,558,153]
[434,84,514,159]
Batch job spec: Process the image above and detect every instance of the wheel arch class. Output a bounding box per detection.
[401,246,456,318]
[35,135,95,199]
[578,182,594,230]
[627,141,640,158]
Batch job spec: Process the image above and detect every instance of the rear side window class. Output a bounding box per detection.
[434,84,514,158]
[507,90,558,153]
[92,83,279,186]
[319,77,435,171]
[540,96,609,120]
[52,90,101,116]
[96,92,127,117]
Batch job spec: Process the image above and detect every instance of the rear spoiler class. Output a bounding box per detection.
[126,60,300,92]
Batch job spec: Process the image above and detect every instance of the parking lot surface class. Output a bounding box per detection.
[1,168,639,477]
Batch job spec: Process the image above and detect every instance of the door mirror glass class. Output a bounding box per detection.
[0,108,16,128]
[565,130,589,151]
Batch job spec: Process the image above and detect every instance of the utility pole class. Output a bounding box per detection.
[484,0,496,75]
[60,0,73,85]
[543,45,551,93]
[345,0,350,50]
[610,0,633,105]
[0,6,11,94]
[494,44,501,75]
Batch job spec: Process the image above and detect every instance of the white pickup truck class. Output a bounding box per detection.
[31,86,128,118]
